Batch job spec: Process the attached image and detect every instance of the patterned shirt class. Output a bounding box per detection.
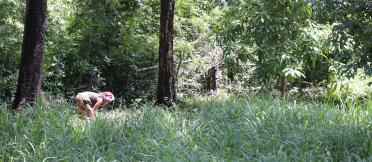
[77,91,103,107]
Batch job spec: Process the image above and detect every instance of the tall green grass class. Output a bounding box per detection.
[0,94,371,161]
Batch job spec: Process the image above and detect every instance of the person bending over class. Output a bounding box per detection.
[75,91,115,118]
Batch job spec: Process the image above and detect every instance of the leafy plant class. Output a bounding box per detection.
[217,0,317,92]
[327,69,372,103]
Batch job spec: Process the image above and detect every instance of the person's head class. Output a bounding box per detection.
[100,91,115,105]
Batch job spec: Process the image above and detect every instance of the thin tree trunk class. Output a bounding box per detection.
[157,0,175,107]
[13,0,47,110]
[281,76,287,96]
[207,66,217,92]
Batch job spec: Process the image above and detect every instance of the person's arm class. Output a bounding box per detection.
[92,98,103,112]
[85,104,95,117]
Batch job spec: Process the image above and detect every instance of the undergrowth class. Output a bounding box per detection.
[0,94,371,161]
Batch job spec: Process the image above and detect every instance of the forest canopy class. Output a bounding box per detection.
[0,0,371,103]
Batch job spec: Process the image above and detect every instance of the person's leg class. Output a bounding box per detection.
[75,95,88,118]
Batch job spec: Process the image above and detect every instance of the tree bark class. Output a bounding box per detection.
[281,76,287,96]
[13,0,47,110]
[206,66,217,92]
[156,0,175,107]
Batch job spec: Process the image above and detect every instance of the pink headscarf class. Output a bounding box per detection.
[100,91,115,101]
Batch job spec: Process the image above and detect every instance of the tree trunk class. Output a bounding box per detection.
[13,0,47,110]
[281,76,287,96]
[156,0,175,107]
[206,66,217,92]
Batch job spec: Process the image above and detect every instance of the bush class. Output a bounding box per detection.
[327,69,372,103]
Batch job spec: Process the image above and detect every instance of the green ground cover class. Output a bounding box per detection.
[0,94,371,161]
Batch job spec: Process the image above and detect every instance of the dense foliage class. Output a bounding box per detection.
[0,0,371,102]
[217,0,371,95]
[0,0,24,102]
[218,0,316,88]
[314,0,372,75]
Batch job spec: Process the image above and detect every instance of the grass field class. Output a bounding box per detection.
[0,94,371,161]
